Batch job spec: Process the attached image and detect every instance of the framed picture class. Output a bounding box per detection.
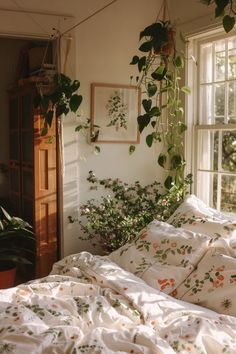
[90,83,141,143]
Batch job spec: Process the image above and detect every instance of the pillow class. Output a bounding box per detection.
[109,220,210,294]
[173,249,236,317]
[167,194,236,242]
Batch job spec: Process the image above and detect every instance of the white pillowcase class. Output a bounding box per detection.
[173,249,236,317]
[167,195,236,243]
[109,220,210,294]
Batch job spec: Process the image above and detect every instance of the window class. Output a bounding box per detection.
[188,32,236,214]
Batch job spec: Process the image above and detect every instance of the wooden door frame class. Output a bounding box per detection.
[0,9,75,260]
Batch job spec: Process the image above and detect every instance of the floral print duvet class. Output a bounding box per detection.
[1,251,236,354]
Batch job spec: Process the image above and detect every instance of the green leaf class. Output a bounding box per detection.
[137,114,151,133]
[164,176,173,190]
[41,127,48,136]
[75,125,83,132]
[179,123,187,133]
[94,146,101,154]
[138,56,146,72]
[139,41,152,52]
[130,55,139,65]
[129,145,136,155]
[150,106,161,117]
[147,83,157,97]
[151,121,157,128]
[71,80,80,92]
[146,134,153,147]
[45,110,54,127]
[69,94,83,112]
[171,155,183,170]
[223,15,235,32]
[56,104,67,118]
[181,86,191,94]
[151,66,167,81]
[142,99,152,112]
[158,154,167,168]
[174,56,184,68]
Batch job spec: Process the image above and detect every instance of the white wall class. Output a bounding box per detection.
[0,0,223,258]
[62,0,166,256]
[0,38,28,198]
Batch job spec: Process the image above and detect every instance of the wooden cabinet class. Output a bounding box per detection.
[9,84,58,278]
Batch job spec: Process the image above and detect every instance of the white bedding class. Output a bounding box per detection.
[1,251,236,354]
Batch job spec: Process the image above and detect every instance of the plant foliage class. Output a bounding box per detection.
[200,0,236,32]
[130,20,190,188]
[0,207,35,267]
[34,73,83,136]
[68,171,192,253]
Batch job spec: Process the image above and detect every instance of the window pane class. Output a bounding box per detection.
[200,43,212,83]
[198,130,215,170]
[228,37,236,50]
[215,40,225,52]
[228,81,236,123]
[222,131,236,172]
[215,51,225,81]
[221,175,236,213]
[228,49,236,79]
[215,83,225,123]
[197,171,214,206]
[199,85,213,124]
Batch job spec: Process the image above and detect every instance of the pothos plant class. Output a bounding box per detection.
[200,0,236,32]
[34,73,83,136]
[130,20,191,190]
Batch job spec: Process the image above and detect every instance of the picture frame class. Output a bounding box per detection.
[90,83,141,143]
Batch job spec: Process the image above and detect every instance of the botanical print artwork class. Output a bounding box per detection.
[91,83,140,143]
[106,90,128,130]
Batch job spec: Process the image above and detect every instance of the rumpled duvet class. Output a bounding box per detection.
[0,252,236,353]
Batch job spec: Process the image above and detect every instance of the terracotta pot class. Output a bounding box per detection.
[154,30,176,56]
[0,263,16,289]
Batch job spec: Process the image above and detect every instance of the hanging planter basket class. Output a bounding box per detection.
[0,262,16,289]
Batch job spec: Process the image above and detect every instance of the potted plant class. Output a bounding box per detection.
[130,19,191,190]
[0,206,35,289]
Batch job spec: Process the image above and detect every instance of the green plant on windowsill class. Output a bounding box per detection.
[130,19,191,190]
[0,206,35,271]
[68,171,192,253]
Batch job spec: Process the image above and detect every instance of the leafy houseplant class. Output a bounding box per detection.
[68,171,192,253]
[200,0,236,32]
[0,206,35,288]
[34,73,83,136]
[130,20,190,190]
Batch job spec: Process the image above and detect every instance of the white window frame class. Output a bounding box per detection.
[186,28,236,212]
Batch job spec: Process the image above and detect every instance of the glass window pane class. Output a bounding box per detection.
[228,81,236,123]
[215,40,225,52]
[215,51,225,81]
[215,83,225,123]
[200,43,212,83]
[228,37,236,50]
[198,130,217,170]
[222,131,236,172]
[221,175,236,214]
[199,85,213,124]
[228,49,236,79]
[197,171,214,206]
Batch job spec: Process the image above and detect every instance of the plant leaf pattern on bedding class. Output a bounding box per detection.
[174,249,236,316]
[1,252,236,353]
[109,220,210,293]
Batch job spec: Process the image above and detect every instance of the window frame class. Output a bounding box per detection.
[186,28,236,212]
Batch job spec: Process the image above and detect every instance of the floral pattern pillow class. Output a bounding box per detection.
[167,194,236,242]
[173,249,236,316]
[109,220,210,294]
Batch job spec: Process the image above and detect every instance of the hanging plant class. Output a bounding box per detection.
[34,73,83,136]
[130,16,191,189]
[200,0,236,33]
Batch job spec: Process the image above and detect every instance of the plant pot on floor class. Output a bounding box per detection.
[0,262,16,289]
